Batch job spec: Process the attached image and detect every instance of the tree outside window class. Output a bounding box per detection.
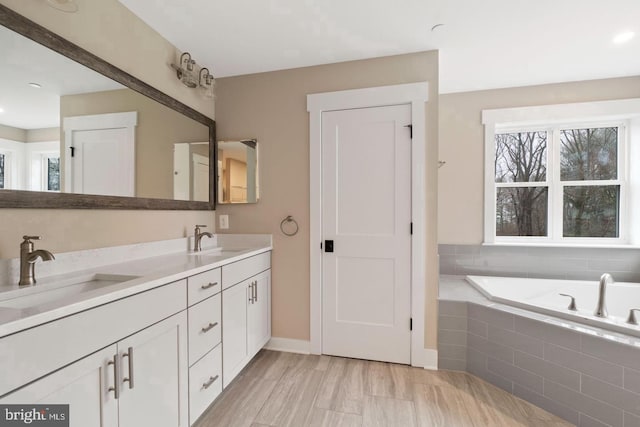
[494,126,621,240]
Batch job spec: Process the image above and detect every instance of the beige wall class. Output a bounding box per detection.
[61,88,209,199]
[0,125,58,143]
[0,124,26,142]
[215,51,440,349]
[27,127,59,143]
[0,0,214,259]
[439,75,640,244]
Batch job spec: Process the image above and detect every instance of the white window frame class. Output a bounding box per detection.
[483,98,640,247]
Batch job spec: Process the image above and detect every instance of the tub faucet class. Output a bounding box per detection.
[19,235,55,287]
[193,225,213,252]
[594,273,613,318]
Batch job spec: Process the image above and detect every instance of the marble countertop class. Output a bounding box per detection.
[0,237,272,338]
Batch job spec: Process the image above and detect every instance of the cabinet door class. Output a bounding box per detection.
[2,345,119,427]
[222,280,250,387]
[248,270,271,358]
[117,312,188,427]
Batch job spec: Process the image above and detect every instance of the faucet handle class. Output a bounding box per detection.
[559,293,578,311]
[22,235,41,241]
[627,309,640,325]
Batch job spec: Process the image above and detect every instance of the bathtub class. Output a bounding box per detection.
[466,275,640,338]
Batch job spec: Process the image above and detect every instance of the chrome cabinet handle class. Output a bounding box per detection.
[202,375,219,390]
[122,347,134,389]
[201,281,218,290]
[253,280,258,302]
[559,293,577,311]
[627,308,640,325]
[248,282,254,304]
[107,354,120,399]
[201,322,219,333]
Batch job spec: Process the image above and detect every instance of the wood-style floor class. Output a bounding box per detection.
[194,350,572,427]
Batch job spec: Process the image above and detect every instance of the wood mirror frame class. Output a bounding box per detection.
[0,4,216,210]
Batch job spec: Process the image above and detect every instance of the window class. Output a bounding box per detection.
[483,98,640,246]
[493,125,623,243]
[43,155,60,191]
[0,150,13,190]
[0,153,5,189]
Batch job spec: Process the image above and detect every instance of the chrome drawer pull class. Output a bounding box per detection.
[201,281,218,290]
[201,322,219,333]
[122,347,134,389]
[202,375,219,390]
[107,354,120,399]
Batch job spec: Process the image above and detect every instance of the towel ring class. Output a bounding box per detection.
[280,215,299,236]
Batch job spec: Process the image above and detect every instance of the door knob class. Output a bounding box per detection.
[324,240,334,253]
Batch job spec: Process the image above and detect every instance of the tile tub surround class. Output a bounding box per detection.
[439,244,640,282]
[439,276,640,427]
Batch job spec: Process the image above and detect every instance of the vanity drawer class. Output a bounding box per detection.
[188,268,221,306]
[188,293,221,366]
[222,251,271,290]
[189,344,222,424]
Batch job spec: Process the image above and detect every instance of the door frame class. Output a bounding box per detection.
[307,82,429,368]
[63,111,137,195]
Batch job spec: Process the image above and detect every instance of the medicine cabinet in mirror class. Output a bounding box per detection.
[217,139,259,204]
[0,4,215,209]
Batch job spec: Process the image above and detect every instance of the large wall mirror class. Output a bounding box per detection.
[0,5,216,209]
[217,139,259,204]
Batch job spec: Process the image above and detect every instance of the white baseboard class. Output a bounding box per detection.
[264,337,311,354]
[423,349,438,370]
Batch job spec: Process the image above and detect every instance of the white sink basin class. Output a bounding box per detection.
[188,248,243,257]
[0,273,139,310]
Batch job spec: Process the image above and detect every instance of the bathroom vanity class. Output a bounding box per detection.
[0,236,272,427]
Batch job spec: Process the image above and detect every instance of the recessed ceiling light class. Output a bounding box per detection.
[45,0,79,13]
[28,82,42,89]
[0,107,4,114]
[613,31,635,44]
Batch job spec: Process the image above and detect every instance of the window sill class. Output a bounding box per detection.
[483,242,640,250]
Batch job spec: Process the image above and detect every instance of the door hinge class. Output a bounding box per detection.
[410,222,413,235]
[404,124,413,138]
[70,146,75,157]
[320,242,323,250]
[410,318,413,331]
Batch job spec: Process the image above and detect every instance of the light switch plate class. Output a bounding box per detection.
[219,214,229,229]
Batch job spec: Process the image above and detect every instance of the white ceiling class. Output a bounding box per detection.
[119,0,640,93]
[0,25,124,130]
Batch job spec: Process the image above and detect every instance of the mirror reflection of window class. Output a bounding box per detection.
[0,153,5,189]
[46,156,60,191]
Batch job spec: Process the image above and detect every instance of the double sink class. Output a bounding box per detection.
[0,247,243,313]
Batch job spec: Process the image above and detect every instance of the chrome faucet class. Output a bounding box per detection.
[193,225,213,252]
[594,273,613,318]
[19,236,55,287]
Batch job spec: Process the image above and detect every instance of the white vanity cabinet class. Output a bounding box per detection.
[3,312,188,427]
[3,345,119,427]
[222,252,271,388]
[186,268,223,424]
[0,247,272,427]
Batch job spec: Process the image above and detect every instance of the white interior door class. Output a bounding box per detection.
[322,104,412,364]
[69,128,133,196]
[64,112,136,197]
[192,153,209,202]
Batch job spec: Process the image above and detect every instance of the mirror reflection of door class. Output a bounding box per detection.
[63,112,136,197]
[217,139,258,204]
[173,142,209,202]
